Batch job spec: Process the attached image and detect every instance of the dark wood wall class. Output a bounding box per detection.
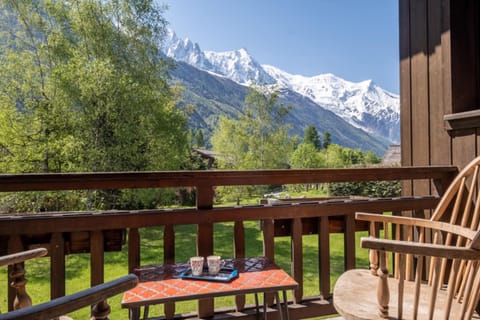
[400,0,480,198]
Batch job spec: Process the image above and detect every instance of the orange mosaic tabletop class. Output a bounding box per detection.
[122,257,298,308]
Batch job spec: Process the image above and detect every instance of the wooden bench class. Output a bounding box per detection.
[333,156,480,319]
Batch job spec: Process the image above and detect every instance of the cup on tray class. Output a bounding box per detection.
[190,256,204,276]
[207,255,222,276]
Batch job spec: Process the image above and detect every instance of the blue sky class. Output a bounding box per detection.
[160,1,399,94]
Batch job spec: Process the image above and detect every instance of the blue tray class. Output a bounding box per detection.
[179,267,239,282]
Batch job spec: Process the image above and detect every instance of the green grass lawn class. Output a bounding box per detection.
[0,221,370,319]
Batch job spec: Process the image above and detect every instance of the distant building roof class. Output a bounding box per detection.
[193,149,218,160]
[381,145,401,165]
[192,149,221,169]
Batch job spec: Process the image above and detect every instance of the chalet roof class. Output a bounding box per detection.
[381,145,401,165]
[193,149,218,160]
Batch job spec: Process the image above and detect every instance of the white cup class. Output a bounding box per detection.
[190,256,204,276]
[207,255,222,275]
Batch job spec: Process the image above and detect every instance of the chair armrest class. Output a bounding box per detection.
[0,248,48,267]
[361,237,480,260]
[355,212,477,241]
[0,274,138,320]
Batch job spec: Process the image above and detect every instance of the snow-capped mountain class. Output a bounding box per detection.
[164,30,275,85]
[162,30,400,144]
[262,65,400,143]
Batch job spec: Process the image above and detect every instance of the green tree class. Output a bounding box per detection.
[323,131,332,149]
[290,143,324,169]
[303,125,321,150]
[0,0,189,209]
[212,87,295,170]
[194,129,205,149]
[211,87,295,204]
[0,0,187,174]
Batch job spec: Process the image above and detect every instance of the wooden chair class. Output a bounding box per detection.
[0,248,138,320]
[334,156,480,319]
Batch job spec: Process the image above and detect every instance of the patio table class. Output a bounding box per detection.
[121,257,298,320]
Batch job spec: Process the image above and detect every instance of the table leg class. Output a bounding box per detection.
[282,290,290,320]
[164,302,175,319]
[274,291,283,320]
[143,305,150,319]
[129,307,140,320]
[263,292,267,319]
[254,293,260,319]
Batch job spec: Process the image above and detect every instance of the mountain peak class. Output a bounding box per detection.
[163,32,274,85]
[162,29,400,144]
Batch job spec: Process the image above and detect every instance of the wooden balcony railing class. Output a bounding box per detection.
[0,166,458,319]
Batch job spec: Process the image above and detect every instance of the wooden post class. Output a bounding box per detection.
[377,250,390,318]
[344,214,356,270]
[196,183,215,318]
[90,231,109,320]
[262,219,275,260]
[369,222,379,275]
[234,221,246,311]
[291,217,303,303]
[50,232,66,299]
[164,224,175,319]
[128,228,140,273]
[318,216,331,299]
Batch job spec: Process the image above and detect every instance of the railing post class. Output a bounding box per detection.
[291,217,303,303]
[318,216,331,299]
[344,214,356,270]
[128,228,140,273]
[90,231,109,320]
[234,221,246,311]
[196,182,215,318]
[164,224,175,319]
[50,232,66,299]
[262,219,275,260]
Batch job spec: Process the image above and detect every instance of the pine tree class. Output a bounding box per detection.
[303,125,322,150]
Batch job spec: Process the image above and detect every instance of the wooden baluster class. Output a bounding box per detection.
[262,219,275,261]
[128,228,140,273]
[344,214,356,270]
[234,221,246,311]
[369,222,378,275]
[7,235,22,311]
[91,300,111,320]
[377,222,389,318]
[50,232,66,299]
[318,216,330,299]
[406,225,414,281]
[291,217,303,303]
[196,183,214,319]
[164,224,175,319]
[10,262,32,310]
[397,253,405,319]
[90,231,109,320]
[1,246,48,313]
[262,218,275,306]
[127,227,141,319]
